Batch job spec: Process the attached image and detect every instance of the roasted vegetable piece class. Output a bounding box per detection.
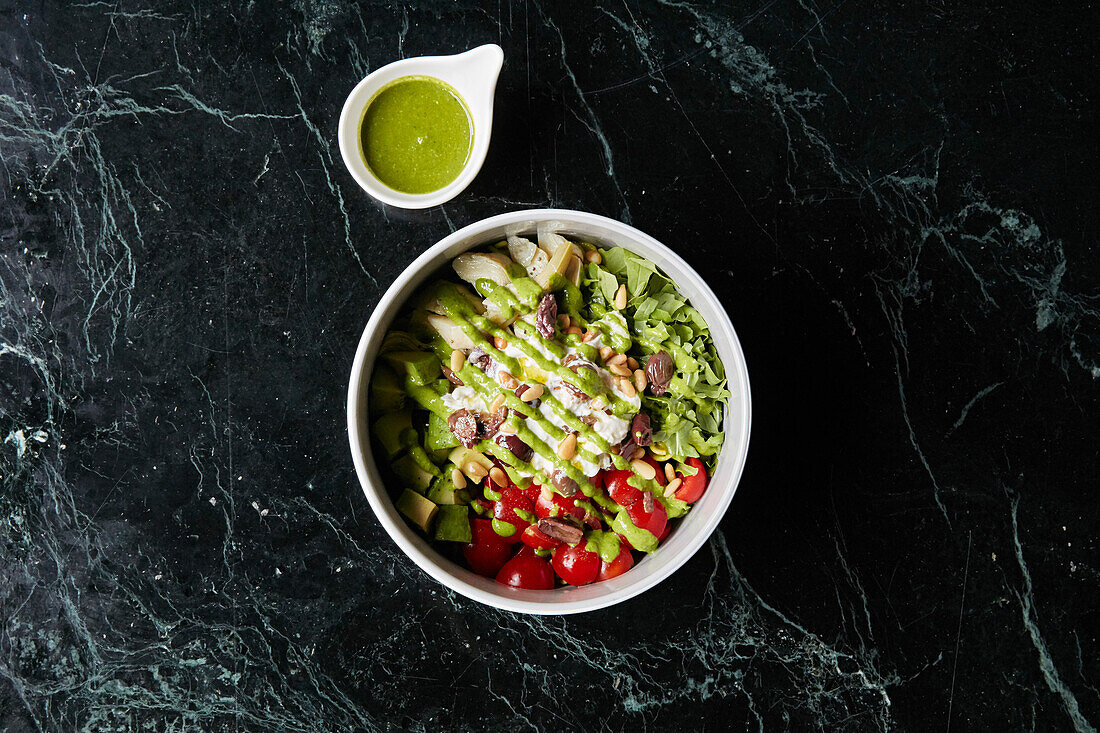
[426,313,476,352]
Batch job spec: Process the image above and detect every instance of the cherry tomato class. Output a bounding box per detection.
[520,524,560,550]
[534,491,585,521]
[463,518,514,577]
[588,471,606,492]
[522,482,542,501]
[674,457,708,503]
[596,545,634,581]
[605,469,641,507]
[496,552,555,589]
[626,498,668,541]
[551,544,600,586]
[655,522,670,543]
[492,487,534,542]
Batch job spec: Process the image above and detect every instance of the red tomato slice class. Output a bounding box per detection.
[464,518,514,577]
[551,544,600,586]
[491,486,534,542]
[496,553,555,589]
[534,491,585,521]
[605,469,641,507]
[595,545,634,581]
[626,498,668,541]
[520,524,560,550]
[674,457,708,503]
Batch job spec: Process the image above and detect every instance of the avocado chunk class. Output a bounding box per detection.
[426,473,471,505]
[374,411,413,459]
[383,350,441,386]
[370,363,405,413]
[396,489,437,533]
[428,447,453,464]
[426,412,460,450]
[432,505,472,543]
[392,452,435,492]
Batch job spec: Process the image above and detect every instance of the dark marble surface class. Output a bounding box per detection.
[1,1,1097,730]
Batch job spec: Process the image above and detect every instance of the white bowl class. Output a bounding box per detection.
[347,210,752,614]
[337,45,504,209]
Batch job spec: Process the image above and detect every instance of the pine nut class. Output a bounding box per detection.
[450,349,465,373]
[499,371,519,389]
[633,369,647,392]
[614,284,628,310]
[627,357,640,371]
[541,485,554,500]
[663,483,677,498]
[585,249,602,264]
[608,353,627,367]
[557,433,577,460]
[666,477,682,494]
[489,393,506,414]
[609,363,632,377]
[489,467,508,487]
[451,468,467,489]
[620,378,637,398]
[581,328,599,343]
[598,346,614,362]
[631,458,656,481]
[465,461,487,481]
[590,396,607,410]
[494,335,508,350]
[664,463,676,483]
[520,383,544,402]
[499,422,516,434]
[630,446,645,461]
[566,325,583,337]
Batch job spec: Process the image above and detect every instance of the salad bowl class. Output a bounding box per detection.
[347,209,751,614]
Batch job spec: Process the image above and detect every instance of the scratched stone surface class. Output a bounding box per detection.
[0,1,1097,731]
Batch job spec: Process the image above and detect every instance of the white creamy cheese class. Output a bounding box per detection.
[441,386,487,413]
[591,411,630,445]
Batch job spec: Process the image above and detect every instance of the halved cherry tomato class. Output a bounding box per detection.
[626,497,668,541]
[522,482,542,501]
[655,522,670,543]
[596,545,634,581]
[605,469,641,507]
[551,543,600,586]
[464,518,514,577]
[605,456,666,508]
[492,487,534,542]
[496,552,555,589]
[534,490,585,521]
[520,523,560,550]
[674,457,708,503]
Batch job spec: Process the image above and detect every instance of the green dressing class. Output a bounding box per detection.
[426,282,649,508]
[360,76,472,195]
[491,519,517,538]
[584,530,622,563]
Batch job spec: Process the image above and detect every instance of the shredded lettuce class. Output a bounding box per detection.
[580,246,731,469]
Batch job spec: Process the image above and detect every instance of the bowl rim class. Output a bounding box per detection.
[347,209,752,614]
